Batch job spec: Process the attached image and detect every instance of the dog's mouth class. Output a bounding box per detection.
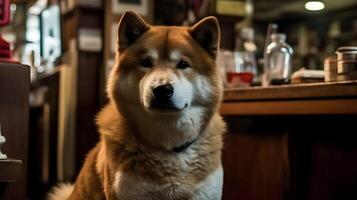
[147,101,188,115]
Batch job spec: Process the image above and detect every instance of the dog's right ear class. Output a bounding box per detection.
[117,11,150,52]
[188,16,220,57]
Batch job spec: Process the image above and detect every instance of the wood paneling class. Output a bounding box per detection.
[61,5,103,174]
[75,51,101,172]
[306,144,357,200]
[222,119,289,200]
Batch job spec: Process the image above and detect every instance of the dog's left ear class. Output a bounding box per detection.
[188,17,220,57]
[118,11,150,52]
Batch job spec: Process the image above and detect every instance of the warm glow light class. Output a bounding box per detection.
[305,1,325,11]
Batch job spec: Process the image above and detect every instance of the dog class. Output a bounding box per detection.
[49,11,226,200]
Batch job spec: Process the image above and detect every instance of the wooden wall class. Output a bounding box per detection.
[61,5,103,175]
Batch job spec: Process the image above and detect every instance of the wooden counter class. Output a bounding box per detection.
[221,81,357,115]
[220,81,357,200]
[224,81,357,101]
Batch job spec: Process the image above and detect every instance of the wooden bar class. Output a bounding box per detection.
[220,81,357,200]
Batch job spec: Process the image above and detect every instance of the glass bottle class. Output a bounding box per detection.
[263,24,278,62]
[263,33,293,86]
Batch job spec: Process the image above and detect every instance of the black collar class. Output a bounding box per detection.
[172,139,196,153]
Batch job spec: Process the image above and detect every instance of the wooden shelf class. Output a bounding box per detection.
[0,159,22,182]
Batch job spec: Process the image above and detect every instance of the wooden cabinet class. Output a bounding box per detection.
[0,63,30,200]
[221,81,357,200]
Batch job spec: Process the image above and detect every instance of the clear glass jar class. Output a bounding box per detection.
[263,33,293,86]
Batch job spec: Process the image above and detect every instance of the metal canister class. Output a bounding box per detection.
[336,46,357,81]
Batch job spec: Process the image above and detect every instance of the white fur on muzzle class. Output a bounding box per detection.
[47,183,74,200]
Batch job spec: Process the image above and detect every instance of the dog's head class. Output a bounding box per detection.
[107,11,223,148]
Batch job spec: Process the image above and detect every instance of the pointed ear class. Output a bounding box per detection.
[188,16,220,57]
[117,11,150,52]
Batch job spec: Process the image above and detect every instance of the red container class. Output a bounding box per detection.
[227,72,254,87]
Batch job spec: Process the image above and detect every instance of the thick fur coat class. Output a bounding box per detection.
[49,11,225,200]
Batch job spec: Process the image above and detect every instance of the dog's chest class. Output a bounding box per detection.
[112,166,223,200]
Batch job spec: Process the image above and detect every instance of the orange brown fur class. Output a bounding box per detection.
[54,11,226,200]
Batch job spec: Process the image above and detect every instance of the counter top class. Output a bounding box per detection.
[224,81,357,102]
[221,81,357,115]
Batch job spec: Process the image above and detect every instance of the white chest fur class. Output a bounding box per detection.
[113,166,223,200]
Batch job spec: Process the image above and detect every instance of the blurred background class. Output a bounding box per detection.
[0,0,356,199]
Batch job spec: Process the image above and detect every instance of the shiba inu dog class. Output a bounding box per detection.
[49,11,225,200]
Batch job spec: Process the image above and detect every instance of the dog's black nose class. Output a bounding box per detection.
[153,84,174,100]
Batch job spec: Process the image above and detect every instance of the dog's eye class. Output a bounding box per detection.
[140,58,153,68]
[177,60,191,69]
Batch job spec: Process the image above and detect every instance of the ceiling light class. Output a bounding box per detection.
[305,1,325,11]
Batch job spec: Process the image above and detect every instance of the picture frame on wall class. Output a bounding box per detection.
[112,0,149,16]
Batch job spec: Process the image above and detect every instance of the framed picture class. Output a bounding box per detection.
[112,0,149,16]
